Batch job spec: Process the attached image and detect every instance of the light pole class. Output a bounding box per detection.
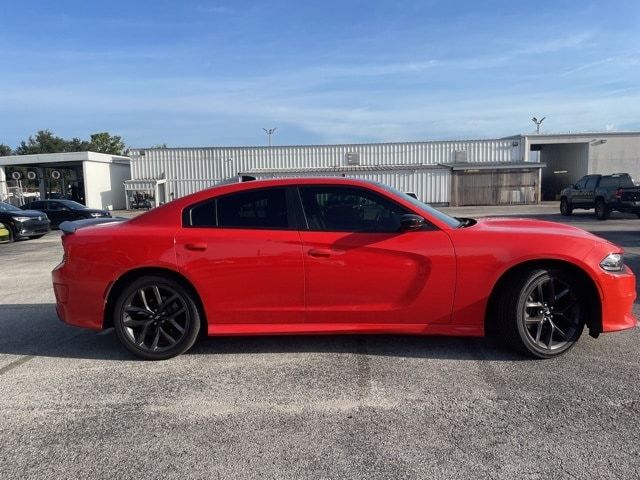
[263,127,277,147]
[531,116,546,134]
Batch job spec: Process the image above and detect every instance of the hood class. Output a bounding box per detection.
[473,217,615,246]
[13,209,48,218]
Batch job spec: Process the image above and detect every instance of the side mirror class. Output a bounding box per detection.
[399,214,425,231]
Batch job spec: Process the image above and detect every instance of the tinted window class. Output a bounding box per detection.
[598,176,616,188]
[300,186,409,232]
[585,176,599,189]
[574,177,588,189]
[188,188,290,229]
[377,183,460,228]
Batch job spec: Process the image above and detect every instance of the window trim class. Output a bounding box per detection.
[182,186,297,231]
[295,184,435,233]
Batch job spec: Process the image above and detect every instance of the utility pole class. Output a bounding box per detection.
[263,127,277,147]
[531,116,546,134]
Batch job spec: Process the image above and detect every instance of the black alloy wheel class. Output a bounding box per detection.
[496,268,585,358]
[595,199,610,220]
[113,276,201,360]
[560,198,572,216]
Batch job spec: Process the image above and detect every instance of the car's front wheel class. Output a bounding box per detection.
[560,198,572,216]
[113,275,201,360]
[495,268,585,358]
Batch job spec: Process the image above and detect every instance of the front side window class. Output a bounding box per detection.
[187,187,290,229]
[299,186,409,232]
[574,177,588,189]
[585,176,599,189]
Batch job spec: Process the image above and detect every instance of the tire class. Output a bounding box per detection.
[559,198,572,216]
[495,268,585,358]
[595,199,610,220]
[113,275,201,360]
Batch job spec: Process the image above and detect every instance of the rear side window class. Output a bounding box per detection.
[299,186,409,232]
[598,176,617,188]
[187,188,290,229]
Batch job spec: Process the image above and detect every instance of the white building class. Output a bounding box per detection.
[1,131,637,209]
[127,131,640,206]
[0,151,131,210]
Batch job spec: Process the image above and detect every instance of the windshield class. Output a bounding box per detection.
[378,183,462,228]
[0,201,22,213]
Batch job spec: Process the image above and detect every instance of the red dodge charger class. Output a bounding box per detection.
[52,178,637,360]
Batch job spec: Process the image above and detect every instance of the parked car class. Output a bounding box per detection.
[21,199,111,228]
[0,201,51,242]
[52,178,636,360]
[560,173,640,219]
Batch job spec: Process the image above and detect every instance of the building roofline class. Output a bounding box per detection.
[0,151,130,166]
[129,137,518,152]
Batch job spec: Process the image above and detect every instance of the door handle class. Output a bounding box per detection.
[308,248,334,258]
[185,242,207,251]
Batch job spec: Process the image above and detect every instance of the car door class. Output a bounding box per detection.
[571,176,588,207]
[44,201,65,227]
[174,186,305,326]
[582,175,599,206]
[297,185,456,325]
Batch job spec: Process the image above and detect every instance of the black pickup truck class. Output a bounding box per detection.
[560,173,640,220]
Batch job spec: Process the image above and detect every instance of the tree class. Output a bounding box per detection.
[89,132,125,155]
[12,130,126,155]
[0,144,11,156]
[67,137,91,152]
[15,130,69,155]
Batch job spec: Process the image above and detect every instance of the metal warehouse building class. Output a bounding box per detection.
[127,131,640,207]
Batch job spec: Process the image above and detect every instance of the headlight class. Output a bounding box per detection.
[13,216,32,222]
[90,212,103,217]
[600,253,624,272]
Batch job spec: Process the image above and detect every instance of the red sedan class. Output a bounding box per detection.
[52,178,637,360]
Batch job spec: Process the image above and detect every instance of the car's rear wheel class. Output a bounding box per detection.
[496,268,585,358]
[595,199,610,220]
[559,198,572,216]
[113,276,201,360]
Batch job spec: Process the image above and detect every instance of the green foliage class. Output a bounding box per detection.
[15,130,70,155]
[0,144,12,156]
[89,132,125,155]
[13,129,126,155]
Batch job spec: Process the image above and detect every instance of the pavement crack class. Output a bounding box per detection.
[0,355,35,375]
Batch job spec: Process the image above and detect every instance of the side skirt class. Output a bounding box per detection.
[208,323,483,337]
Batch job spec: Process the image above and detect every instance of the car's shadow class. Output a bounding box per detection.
[0,303,528,362]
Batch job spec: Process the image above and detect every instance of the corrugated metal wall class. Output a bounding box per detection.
[128,138,523,204]
[247,167,451,204]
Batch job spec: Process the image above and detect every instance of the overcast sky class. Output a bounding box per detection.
[1,0,639,148]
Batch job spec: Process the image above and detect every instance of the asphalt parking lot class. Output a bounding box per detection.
[1,206,639,479]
